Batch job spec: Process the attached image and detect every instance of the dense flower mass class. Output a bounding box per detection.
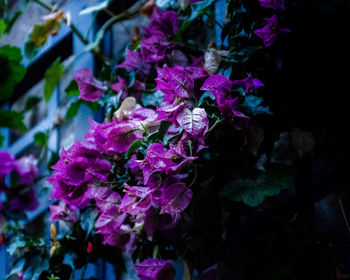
[44,2,291,279]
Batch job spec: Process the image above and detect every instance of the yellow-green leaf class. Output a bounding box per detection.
[44,58,64,102]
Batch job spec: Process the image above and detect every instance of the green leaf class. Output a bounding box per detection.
[48,152,59,171]
[0,110,27,131]
[44,58,64,102]
[79,0,110,15]
[65,100,82,120]
[0,133,4,147]
[83,100,100,111]
[221,165,293,207]
[34,132,49,147]
[65,80,79,97]
[0,45,26,101]
[0,19,6,39]
[24,96,41,112]
[125,140,144,159]
[241,95,273,116]
[24,40,39,59]
[147,121,171,142]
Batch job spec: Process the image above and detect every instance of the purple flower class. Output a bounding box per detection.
[159,182,192,215]
[49,202,78,223]
[201,74,249,129]
[141,33,175,63]
[117,49,151,77]
[48,142,111,209]
[111,77,145,99]
[103,122,144,155]
[14,155,39,185]
[200,74,233,98]
[0,152,15,176]
[254,14,291,47]
[157,102,186,124]
[232,73,264,94]
[9,187,39,212]
[134,258,176,280]
[155,65,194,104]
[131,143,195,185]
[144,7,179,39]
[120,184,154,215]
[258,0,286,10]
[74,68,106,101]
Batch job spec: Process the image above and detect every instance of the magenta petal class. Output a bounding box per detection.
[74,68,106,101]
[135,258,176,280]
[160,182,193,215]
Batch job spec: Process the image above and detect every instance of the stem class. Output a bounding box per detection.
[208,117,224,133]
[204,11,224,29]
[87,0,148,53]
[188,167,197,188]
[338,197,350,234]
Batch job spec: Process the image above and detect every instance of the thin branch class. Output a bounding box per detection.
[338,197,350,234]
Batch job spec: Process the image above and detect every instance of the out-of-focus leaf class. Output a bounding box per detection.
[48,152,59,171]
[24,41,39,59]
[221,165,293,207]
[23,96,41,112]
[65,80,79,97]
[44,58,64,102]
[30,19,61,47]
[80,207,98,239]
[241,95,273,116]
[66,100,82,120]
[34,132,49,148]
[63,252,76,269]
[83,100,100,111]
[189,0,215,21]
[0,45,26,101]
[0,133,4,147]
[0,19,6,38]
[0,110,27,131]
[142,90,164,107]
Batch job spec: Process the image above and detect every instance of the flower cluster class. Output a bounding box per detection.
[0,152,39,245]
[47,2,289,278]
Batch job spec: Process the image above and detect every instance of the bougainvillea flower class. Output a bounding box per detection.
[254,14,291,47]
[9,187,39,211]
[155,65,194,104]
[134,258,176,280]
[120,185,154,215]
[48,142,111,208]
[258,0,285,10]
[49,202,78,223]
[159,182,192,215]
[0,152,15,176]
[110,77,145,99]
[232,73,264,94]
[141,33,175,63]
[84,119,115,150]
[103,122,144,155]
[201,74,249,129]
[157,102,186,124]
[144,7,179,39]
[74,68,107,101]
[176,107,209,138]
[130,143,195,184]
[200,74,233,99]
[117,49,151,77]
[14,155,39,185]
